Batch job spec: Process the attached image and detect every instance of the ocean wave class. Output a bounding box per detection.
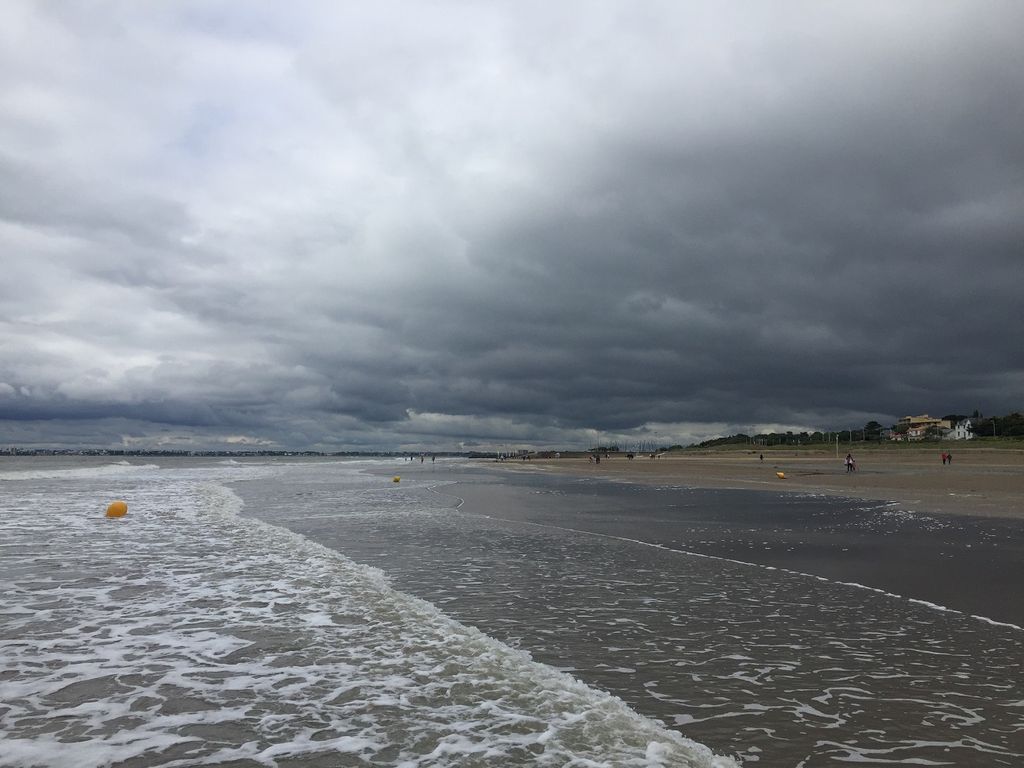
[0,470,739,768]
[0,461,161,482]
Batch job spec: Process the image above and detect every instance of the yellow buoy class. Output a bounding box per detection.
[105,500,128,518]
[776,472,785,479]
[393,476,401,483]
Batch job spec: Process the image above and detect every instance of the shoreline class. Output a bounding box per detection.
[488,448,1024,520]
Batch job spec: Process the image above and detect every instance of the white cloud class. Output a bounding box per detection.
[2,1,1022,450]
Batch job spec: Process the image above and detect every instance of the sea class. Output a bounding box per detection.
[1,457,1022,767]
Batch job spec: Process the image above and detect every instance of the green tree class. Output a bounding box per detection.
[864,421,884,441]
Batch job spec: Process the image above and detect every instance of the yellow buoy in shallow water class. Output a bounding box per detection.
[776,472,785,480]
[105,500,128,518]
[393,476,401,483]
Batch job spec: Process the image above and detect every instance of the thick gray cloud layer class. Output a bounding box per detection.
[2,1,1022,451]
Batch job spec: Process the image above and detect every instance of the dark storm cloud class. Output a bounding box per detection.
[1,1,1022,450]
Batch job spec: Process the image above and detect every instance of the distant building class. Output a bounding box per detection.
[951,419,974,440]
[896,414,952,441]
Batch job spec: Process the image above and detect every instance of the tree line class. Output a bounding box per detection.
[693,411,1024,448]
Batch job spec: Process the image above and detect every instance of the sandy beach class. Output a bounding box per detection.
[420,454,1024,762]
[508,447,1024,520]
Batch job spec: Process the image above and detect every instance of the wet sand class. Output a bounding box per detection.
[244,462,1024,765]
[503,448,1024,519]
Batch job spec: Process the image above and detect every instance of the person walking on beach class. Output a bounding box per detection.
[845,453,854,473]
[947,451,952,464]
[941,451,948,465]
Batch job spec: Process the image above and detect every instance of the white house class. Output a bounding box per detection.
[951,419,974,440]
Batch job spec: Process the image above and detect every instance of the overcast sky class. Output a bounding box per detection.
[2,1,1022,452]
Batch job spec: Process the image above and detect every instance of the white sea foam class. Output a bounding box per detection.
[0,462,738,768]
[971,614,1024,631]
[0,461,161,482]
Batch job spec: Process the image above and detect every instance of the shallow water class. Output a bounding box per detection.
[0,458,733,767]
[232,461,1024,766]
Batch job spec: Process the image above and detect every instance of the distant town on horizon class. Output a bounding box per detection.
[5,410,1021,457]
